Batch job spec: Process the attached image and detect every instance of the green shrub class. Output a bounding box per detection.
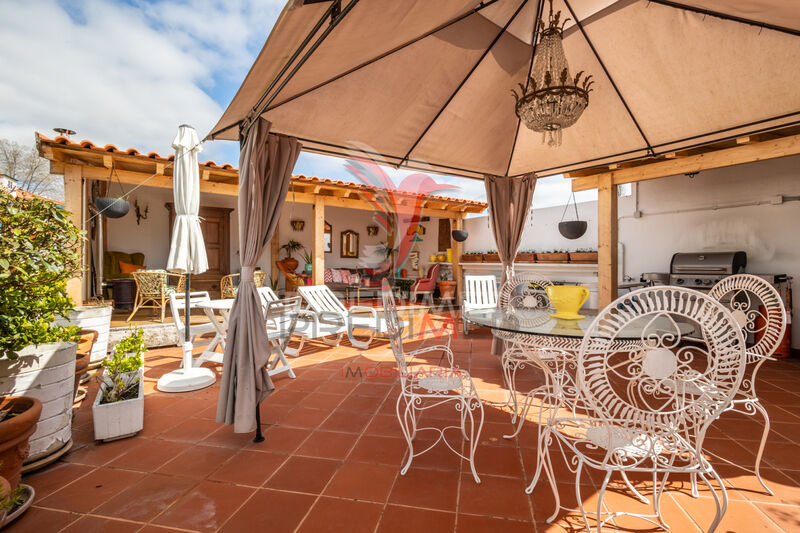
[0,189,83,357]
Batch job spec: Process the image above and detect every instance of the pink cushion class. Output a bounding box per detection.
[324,269,333,283]
[340,270,351,284]
[331,269,342,283]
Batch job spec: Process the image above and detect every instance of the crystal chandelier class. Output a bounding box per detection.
[513,0,594,147]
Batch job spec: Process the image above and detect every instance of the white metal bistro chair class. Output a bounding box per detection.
[529,287,746,533]
[298,284,402,349]
[497,273,555,422]
[462,275,498,335]
[263,296,302,379]
[688,273,787,496]
[381,281,484,483]
[169,292,219,366]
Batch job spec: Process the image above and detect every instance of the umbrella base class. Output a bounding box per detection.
[157,367,216,393]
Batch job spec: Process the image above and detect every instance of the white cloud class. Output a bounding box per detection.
[0,0,279,160]
[0,0,600,211]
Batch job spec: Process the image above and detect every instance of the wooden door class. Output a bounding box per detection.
[167,204,232,296]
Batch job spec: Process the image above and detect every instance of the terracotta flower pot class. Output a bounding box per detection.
[568,251,598,264]
[438,280,457,301]
[516,253,536,263]
[281,257,299,272]
[536,252,569,263]
[0,396,42,490]
[75,330,97,398]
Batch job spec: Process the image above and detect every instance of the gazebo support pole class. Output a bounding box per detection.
[312,196,325,285]
[452,214,464,305]
[597,175,618,308]
[64,164,84,304]
[254,404,264,443]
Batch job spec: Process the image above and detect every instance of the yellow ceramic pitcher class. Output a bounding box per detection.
[546,285,590,320]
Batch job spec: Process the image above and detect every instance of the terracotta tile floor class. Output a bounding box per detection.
[10,312,800,532]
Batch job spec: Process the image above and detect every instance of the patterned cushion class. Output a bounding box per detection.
[340,270,351,284]
[350,272,360,285]
[324,268,333,283]
[331,269,342,283]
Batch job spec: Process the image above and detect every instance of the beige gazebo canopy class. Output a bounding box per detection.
[209,0,800,180]
[210,0,800,307]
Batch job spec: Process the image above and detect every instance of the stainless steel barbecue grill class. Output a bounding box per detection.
[669,251,747,290]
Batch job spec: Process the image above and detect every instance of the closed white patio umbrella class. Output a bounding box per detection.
[157,124,216,393]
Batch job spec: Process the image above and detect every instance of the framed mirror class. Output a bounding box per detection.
[324,221,332,253]
[340,230,359,258]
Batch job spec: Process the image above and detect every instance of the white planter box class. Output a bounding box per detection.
[0,342,76,462]
[55,305,113,364]
[92,367,144,442]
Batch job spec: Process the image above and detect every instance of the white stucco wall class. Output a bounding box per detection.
[465,154,800,347]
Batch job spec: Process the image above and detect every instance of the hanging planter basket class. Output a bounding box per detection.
[451,230,468,242]
[558,192,587,240]
[93,162,130,218]
[94,197,130,218]
[558,220,587,240]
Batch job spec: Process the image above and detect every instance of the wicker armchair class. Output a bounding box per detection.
[220,271,267,299]
[127,270,184,322]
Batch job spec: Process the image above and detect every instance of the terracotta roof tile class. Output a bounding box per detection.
[35,132,486,208]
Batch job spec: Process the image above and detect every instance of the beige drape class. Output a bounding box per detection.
[485,173,536,355]
[217,117,300,433]
[484,173,537,286]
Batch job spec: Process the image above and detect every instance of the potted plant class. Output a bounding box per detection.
[55,303,113,367]
[461,251,483,263]
[0,188,82,475]
[94,196,130,218]
[0,467,34,527]
[569,249,598,263]
[74,330,97,403]
[92,328,145,442]
[279,239,303,272]
[437,273,457,301]
[537,250,569,263]
[483,250,501,262]
[301,247,313,275]
[516,250,536,263]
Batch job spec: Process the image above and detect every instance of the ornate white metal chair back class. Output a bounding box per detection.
[499,273,553,312]
[380,281,407,374]
[709,274,786,362]
[579,287,746,438]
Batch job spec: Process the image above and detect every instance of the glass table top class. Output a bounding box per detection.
[463,307,695,340]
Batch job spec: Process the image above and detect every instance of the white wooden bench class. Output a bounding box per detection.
[462,275,498,335]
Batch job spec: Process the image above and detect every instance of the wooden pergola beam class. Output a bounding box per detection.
[78,164,466,219]
[571,133,800,192]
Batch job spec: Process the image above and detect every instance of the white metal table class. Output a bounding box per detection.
[195,299,234,366]
[195,298,298,378]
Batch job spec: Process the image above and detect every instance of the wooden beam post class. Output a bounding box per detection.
[312,196,325,286]
[452,214,464,304]
[271,223,280,290]
[64,164,84,305]
[597,175,618,309]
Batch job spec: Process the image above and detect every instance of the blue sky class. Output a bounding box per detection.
[0,0,596,208]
